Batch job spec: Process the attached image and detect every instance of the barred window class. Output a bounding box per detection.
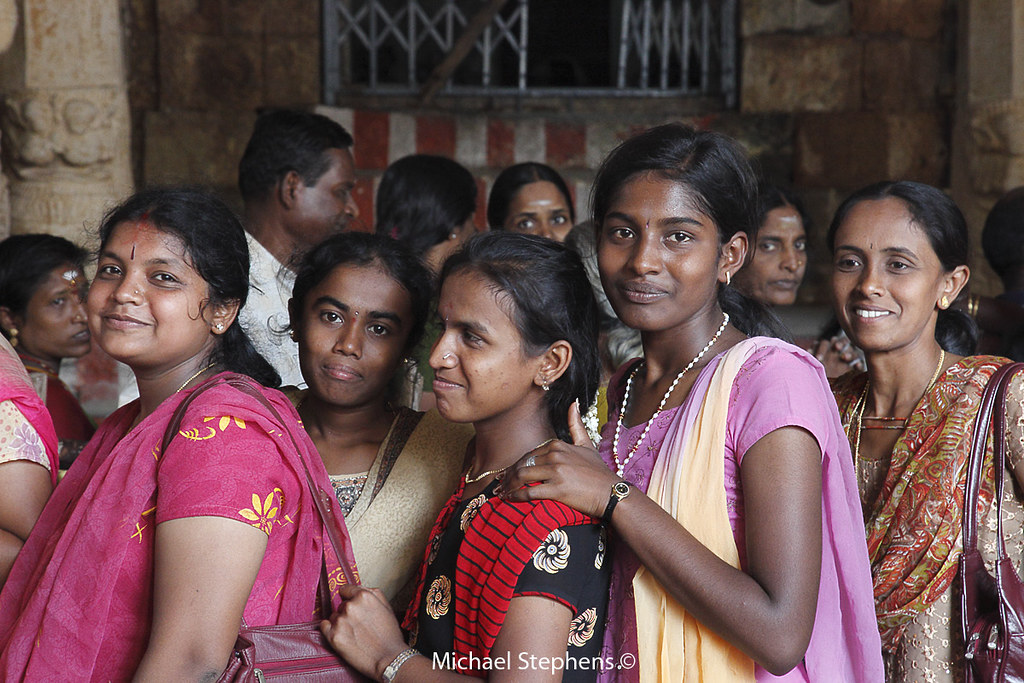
[323,0,737,104]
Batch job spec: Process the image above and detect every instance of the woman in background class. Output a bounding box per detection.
[0,234,94,468]
[375,154,478,408]
[0,333,58,586]
[732,185,808,307]
[828,181,1024,681]
[488,162,575,242]
[287,231,472,611]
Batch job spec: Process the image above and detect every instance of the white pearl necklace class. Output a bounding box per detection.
[612,312,730,477]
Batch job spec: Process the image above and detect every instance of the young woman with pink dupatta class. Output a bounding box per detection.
[0,188,357,681]
[500,125,884,682]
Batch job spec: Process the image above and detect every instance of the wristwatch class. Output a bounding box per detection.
[601,481,631,526]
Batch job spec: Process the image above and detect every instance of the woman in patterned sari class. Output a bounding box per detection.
[827,181,1024,681]
[285,232,473,611]
[321,232,611,682]
[0,188,357,681]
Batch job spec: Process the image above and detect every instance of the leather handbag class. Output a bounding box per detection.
[959,361,1024,682]
[160,374,369,682]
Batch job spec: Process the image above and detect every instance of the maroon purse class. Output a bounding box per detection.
[959,362,1024,682]
[160,374,369,682]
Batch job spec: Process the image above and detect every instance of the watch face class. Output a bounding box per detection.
[612,481,630,499]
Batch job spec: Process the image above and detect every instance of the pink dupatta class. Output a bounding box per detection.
[0,373,357,680]
[0,335,58,483]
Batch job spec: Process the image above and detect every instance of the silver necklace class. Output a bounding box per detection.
[612,312,730,477]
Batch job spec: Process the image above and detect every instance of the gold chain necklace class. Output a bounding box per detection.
[464,438,555,484]
[175,363,219,393]
[852,348,944,473]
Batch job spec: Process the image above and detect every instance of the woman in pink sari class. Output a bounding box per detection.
[0,188,357,681]
[500,125,884,681]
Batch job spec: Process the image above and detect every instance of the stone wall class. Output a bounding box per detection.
[742,0,956,299]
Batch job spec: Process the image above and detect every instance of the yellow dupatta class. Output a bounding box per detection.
[632,340,757,682]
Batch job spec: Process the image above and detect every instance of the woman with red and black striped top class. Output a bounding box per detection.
[321,232,610,682]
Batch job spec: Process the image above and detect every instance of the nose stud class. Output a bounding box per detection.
[443,353,452,360]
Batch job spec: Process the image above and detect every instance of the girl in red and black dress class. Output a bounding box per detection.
[0,235,94,469]
[322,232,610,682]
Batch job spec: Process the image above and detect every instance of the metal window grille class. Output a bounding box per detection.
[323,0,737,104]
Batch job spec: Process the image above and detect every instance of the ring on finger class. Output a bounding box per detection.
[524,455,536,467]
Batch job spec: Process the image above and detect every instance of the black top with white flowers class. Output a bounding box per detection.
[412,480,610,681]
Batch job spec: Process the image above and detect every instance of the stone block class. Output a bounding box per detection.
[743,0,849,37]
[264,37,319,107]
[222,0,266,36]
[862,38,942,112]
[143,109,257,188]
[158,33,263,111]
[742,36,862,113]
[795,111,947,188]
[886,111,947,184]
[265,0,319,37]
[795,112,888,188]
[157,0,220,34]
[851,0,945,40]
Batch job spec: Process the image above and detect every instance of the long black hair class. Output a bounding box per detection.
[375,155,477,253]
[439,232,601,442]
[591,123,789,340]
[827,181,977,355]
[289,231,434,357]
[97,187,281,387]
[0,234,86,337]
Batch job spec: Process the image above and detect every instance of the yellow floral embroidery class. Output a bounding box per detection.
[239,489,282,534]
[567,607,597,647]
[206,415,246,431]
[460,494,487,531]
[426,575,452,619]
[179,426,216,441]
[533,528,570,573]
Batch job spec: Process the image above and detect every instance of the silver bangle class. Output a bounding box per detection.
[382,647,419,683]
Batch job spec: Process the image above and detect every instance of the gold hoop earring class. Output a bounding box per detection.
[940,295,950,309]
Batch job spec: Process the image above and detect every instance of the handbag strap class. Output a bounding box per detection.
[161,373,359,593]
[962,362,1024,564]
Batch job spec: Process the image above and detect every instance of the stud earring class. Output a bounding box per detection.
[215,323,224,331]
[289,329,296,341]
[940,295,950,309]
[541,379,550,392]
[7,327,17,347]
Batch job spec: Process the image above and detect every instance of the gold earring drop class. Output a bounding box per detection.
[7,328,17,347]
[725,272,731,286]
[940,296,950,309]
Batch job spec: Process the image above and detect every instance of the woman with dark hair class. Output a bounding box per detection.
[286,231,472,611]
[0,187,357,680]
[732,185,809,307]
[488,161,575,242]
[321,232,610,682]
[828,181,1024,681]
[0,234,94,467]
[375,154,477,273]
[500,124,882,681]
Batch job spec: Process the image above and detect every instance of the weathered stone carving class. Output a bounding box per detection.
[2,88,124,181]
[969,98,1024,195]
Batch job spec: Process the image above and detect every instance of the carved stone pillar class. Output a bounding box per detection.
[0,0,132,241]
[951,0,1024,292]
